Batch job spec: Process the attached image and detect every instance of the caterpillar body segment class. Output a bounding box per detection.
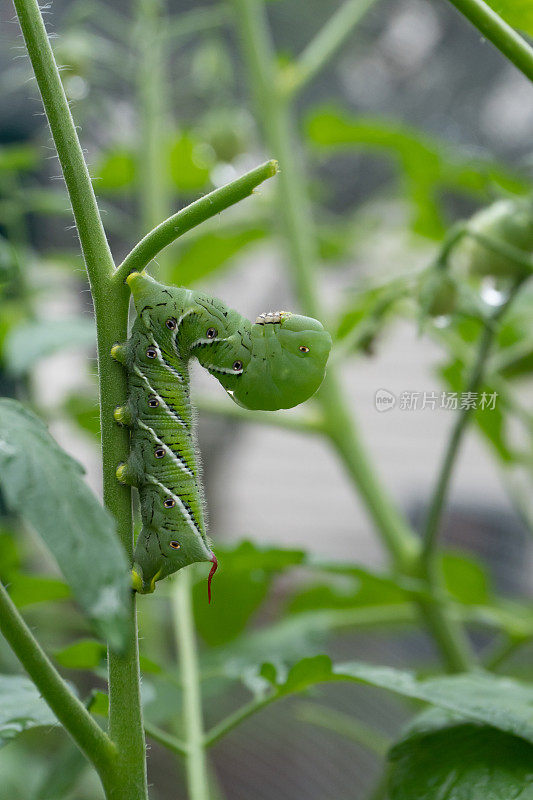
[113,271,331,595]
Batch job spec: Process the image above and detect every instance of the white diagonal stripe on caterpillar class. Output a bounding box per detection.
[136,419,194,478]
[148,334,185,383]
[133,365,188,429]
[145,474,205,541]
[204,363,244,376]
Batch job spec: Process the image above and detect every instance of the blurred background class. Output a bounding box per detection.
[0,0,532,798]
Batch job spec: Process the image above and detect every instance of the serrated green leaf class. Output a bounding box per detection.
[0,399,131,651]
[53,639,106,670]
[389,721,533,800]
[3,318,96,376]
[8,575,71,607]
[243,656,533,747]
[0,675,57,746]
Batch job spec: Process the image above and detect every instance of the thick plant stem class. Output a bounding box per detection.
[231,0,416,571]
[0,582,116,786]
[445,0,533,82]
[12,0,147,795]
[136,0,170,235]
[172,571,211,800]
[232,0,477,673]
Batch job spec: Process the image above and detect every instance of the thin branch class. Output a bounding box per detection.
[483,634,528,671]
[0,581,116,779]
[445,0,533,82]
[172,570,210,800]
[204,693,278,748]
[295,702,390,757]
[145,723,188,757]
[289,0,379,94]
[421,282,524,564]
[114,160,278,283]
[163,4,232,43]
[197,395,325,435]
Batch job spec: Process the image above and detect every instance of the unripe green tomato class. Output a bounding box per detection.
[454,198,533,279]
[419,270,457,317]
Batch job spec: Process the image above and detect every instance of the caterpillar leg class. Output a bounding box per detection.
[110,343,128,365]
[116,458,139,486]
[114,403,134,427]
[131,564,161,594]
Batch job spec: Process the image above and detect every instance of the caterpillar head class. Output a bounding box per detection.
[214,311,332,411]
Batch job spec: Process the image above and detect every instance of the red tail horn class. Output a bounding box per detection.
[207,553,218,604]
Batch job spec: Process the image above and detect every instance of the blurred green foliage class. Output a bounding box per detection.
[1,0,532,798]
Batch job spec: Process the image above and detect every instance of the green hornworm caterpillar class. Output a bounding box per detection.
[112,271,331,597]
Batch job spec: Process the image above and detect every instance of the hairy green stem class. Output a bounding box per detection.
[11,0,147,795]
[172,570,211,800]
[289,0,379,93]
[114,160,278,283]
[445,0,533,82]
[0,582,117,791]
[231,0,479,675]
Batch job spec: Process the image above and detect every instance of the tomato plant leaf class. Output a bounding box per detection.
[389,716,533,800]
[243,656,533,746]
[0,674,57,746]
[0,399,131,651]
